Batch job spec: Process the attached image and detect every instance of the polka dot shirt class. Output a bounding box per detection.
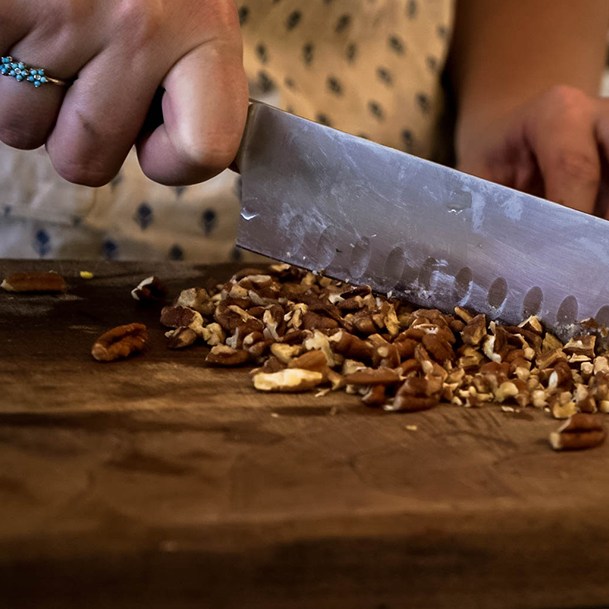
[241,0,454,159]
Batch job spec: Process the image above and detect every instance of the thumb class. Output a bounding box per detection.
[136,41,248,186]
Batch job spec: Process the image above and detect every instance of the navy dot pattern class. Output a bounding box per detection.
[33,229,51,257]
[241,0,454,159]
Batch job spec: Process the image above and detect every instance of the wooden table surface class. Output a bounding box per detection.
[1,259,609,609]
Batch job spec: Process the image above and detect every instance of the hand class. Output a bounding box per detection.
[455,85,609,217]
[0,0,248,186]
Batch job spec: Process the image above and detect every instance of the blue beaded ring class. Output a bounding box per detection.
[0,55,67,87]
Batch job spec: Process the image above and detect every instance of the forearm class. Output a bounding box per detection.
[449,0,609,145]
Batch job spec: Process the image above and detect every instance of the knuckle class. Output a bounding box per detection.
[183,0,243,50]
[43,0,93,31]
[554,149,600,184]
[113,0,164,49]
[206,0,242,34]
[542,84,590,115]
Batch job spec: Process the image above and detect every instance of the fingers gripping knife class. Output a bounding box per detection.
[235,101,609,340]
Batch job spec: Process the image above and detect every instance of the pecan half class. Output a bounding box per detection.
[549,413,606,451]
[91,323,148,362]
[1,271,67,293]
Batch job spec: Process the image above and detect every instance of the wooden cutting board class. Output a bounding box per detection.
[1,259,608,609]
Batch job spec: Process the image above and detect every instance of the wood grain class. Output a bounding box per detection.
[1,259,608,609]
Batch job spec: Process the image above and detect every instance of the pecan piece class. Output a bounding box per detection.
[1,271,67,293]
[384,375,440,412]
[302,311,339,331]
[563,335,596,359]
[549,413,606,451]
[384,394,438,413]
[289,350,329,373]
[253,369,324,392]
[205,345,250,366]
[461,314,487,346]
[422,334,454,363]
[330,330,374,361]
[165,327,198,349]
[131,276,167,304]
[160,305,201,329]
[362,384,387,407]
[343,367,401,385]
[91,323,148,362]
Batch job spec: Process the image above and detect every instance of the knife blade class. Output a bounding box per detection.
[236,100,609,339]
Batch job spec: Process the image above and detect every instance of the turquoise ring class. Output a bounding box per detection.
[0,56,68,87]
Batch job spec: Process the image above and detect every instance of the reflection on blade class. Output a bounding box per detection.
[237,102,609,339]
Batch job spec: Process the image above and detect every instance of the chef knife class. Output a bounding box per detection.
[236,100,609,339]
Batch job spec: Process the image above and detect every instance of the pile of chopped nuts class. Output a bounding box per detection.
[1,266,604,450]
[158,264,609,443]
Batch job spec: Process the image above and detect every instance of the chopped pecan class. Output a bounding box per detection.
[270,343,301,364]
[549,392,578,419]
[362,384,387,407]
[393,337,417,359]
[214,302,248,333]
[175,287,215,316]
[545,359,574,391]
[302,311,339,331]
[131,276,167,304]
[160,305,201,329]
[288,350,328,373]
[343,367,401,385]
[518,315,544,335]
[330,330,374,361]
[376,343,401,368]
[454,306,474,323]
[422,334,454,363]
[165,327,198,349]
[385,391,438,413]
[91,323,148,362]
[205,345,250,366]
[536,347,568,370]
[563,335,596,359]
[253,368,324,392]
[351,313,378,335]
[398,358,422,377]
